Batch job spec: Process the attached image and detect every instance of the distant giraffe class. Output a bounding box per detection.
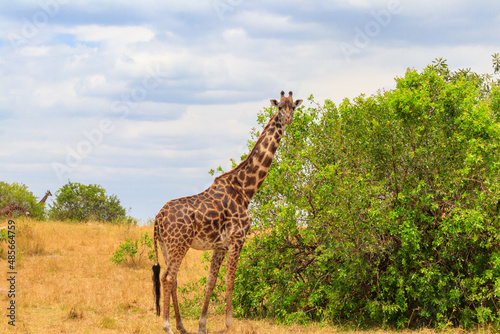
[38,190,52,204]
[152,91,303,334]
[0,204,30,218]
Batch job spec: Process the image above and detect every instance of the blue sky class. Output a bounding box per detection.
[0,0,498,222]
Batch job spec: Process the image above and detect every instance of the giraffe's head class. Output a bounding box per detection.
[270,91,303,125]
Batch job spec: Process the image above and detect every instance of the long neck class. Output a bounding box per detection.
[218,113,286,202]
[39,193,49,203]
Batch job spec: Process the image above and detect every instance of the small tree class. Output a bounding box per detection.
[0,182,45,219]
[49,181,127,222]
[110,232,155,268]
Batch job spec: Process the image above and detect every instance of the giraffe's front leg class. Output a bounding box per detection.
[224,239,245,329]
[198,249,226,334]
[224,215,251,329]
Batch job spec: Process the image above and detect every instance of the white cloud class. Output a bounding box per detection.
[222,28,247,41]
[116,101,257,141]
[67,25,155,44]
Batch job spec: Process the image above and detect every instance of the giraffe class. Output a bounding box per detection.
[0,204,30,218]
[38,190,52,204]
[152,91,303,334]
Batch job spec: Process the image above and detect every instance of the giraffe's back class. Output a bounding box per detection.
[155,179,246,251]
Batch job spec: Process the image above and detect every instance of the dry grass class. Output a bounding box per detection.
[0,219,496,333]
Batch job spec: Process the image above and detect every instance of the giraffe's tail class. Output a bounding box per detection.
[152,219,161,316]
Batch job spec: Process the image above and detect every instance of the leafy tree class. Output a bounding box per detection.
[49,181,127,222]
[0,181,45,219]
[233,58,500,328]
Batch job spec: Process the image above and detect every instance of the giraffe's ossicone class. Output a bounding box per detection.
[152,91,303,334]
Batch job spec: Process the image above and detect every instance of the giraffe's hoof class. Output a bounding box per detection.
[162,323,174,334]
[226,316,233,329]
[176,321,188,334]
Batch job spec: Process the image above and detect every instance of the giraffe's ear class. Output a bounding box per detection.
[270,99,279,107]
[294,99,303,108]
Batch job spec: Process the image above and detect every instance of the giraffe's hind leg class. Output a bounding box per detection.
[172,278,187,334]
[161,245,189,334]
[160,269,174,334]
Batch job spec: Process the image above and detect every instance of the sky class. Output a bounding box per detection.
[0,0,499,223]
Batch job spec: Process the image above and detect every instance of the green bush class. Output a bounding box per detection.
[49,181,127,222]
[0,181,45,219]
[234,59,500,329]
[110,232,154,268]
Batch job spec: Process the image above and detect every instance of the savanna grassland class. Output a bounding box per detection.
[0,219,496,334]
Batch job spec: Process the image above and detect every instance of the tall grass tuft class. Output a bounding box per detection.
[17,221,46,257]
